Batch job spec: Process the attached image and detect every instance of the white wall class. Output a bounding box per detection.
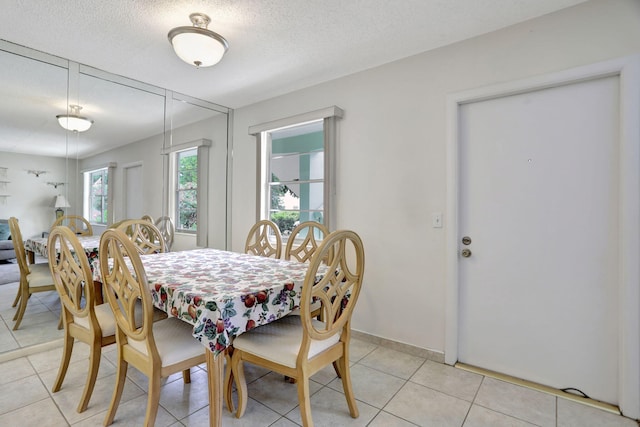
[0,152,77,238]
[229,0,640,354]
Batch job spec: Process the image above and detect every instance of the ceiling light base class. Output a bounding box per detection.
[189,13,210,28]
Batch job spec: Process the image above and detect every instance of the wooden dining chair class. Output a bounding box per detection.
[154,215,175,251]
[141,214,155,223]
[230,229,365,427]
[9,217,58,330]
[100,228,207,427]
[281,222,331,383]
[108,219,127,230]
[284,221,331,319]
[51,215,93,236]
[113,219,166,254]
[284,221,330,262]
[9,217,52,309]
[244,219,282,258]
[48,225,117,413]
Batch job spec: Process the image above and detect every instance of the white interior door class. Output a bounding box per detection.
[123,163,143,219]
[457,76,620,404]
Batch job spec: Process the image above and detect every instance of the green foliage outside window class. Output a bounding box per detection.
[270,173,295,210]
[177,149,197,231]
[270,211,300,234]
[270,173,301,233]
[89,169,108,224]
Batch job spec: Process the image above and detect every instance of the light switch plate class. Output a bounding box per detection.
[432,212,443,228]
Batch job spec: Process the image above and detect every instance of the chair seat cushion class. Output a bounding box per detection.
[128,318,205,367]
[74,303,117,337]
[26,266,54,288]
[75,301,147,337]
[232,315,341,368]
[28,262,50,275]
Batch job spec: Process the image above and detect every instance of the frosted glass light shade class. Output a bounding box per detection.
[56,115,92,132]
[168,13,228,68]
[56,104,92,132]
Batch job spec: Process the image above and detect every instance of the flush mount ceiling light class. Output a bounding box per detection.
[168,13,229,68]
[56,104,93,132]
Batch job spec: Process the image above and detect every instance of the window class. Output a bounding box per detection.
[251,106,343,236]
[163,138,210,245]
[268,122,324,235]
[85,167,109,225]
[176,148,198,232]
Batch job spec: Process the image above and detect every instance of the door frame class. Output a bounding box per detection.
[444,55,640,418]
[122,161,143,220]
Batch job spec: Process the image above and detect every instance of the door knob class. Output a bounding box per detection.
[461,248,472,258]
[462,236,472,245]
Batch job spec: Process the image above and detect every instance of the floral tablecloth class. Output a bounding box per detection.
[25,235,101,267]
[93,248,320,355]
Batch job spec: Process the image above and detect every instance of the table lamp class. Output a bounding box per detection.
[54,195,70,219]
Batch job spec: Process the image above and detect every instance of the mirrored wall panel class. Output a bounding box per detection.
[0,39,230,355]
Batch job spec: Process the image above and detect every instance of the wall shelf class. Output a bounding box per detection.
[0,168,9,202]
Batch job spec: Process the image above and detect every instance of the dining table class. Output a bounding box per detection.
[92,247,320,427]
[25,234,101,265]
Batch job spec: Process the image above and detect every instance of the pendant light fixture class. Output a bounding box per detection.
[56,104,93,132]
[168,13,229,68]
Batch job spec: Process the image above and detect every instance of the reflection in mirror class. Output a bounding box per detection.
[0,42,78,233]
[0,47,69,158]
[0,40,230,357]
[0,43,70,355]
[75,68,166,227]
[165,93,229,251]
[77,68,167,158]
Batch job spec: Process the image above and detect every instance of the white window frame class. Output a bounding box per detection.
[82,162,116,225]
[249,106,343,232]
[163,139,210,246]
[174,147,198,234]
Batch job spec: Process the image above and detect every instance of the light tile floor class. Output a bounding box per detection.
[0,281,637,426]
[0,279,63,354]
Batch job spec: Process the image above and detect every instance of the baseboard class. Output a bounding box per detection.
[351,329,445,363]
[0,338,64,363]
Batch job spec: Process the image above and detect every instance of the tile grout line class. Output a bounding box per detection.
[31,355,72,426]
[369,355,425,426]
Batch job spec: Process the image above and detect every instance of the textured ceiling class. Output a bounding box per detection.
[2,0,587,109]
[0,0,588,159]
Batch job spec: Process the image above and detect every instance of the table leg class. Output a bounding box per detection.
[93,281,103,305]
[206,350,223,427]
[27,250,35,265]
